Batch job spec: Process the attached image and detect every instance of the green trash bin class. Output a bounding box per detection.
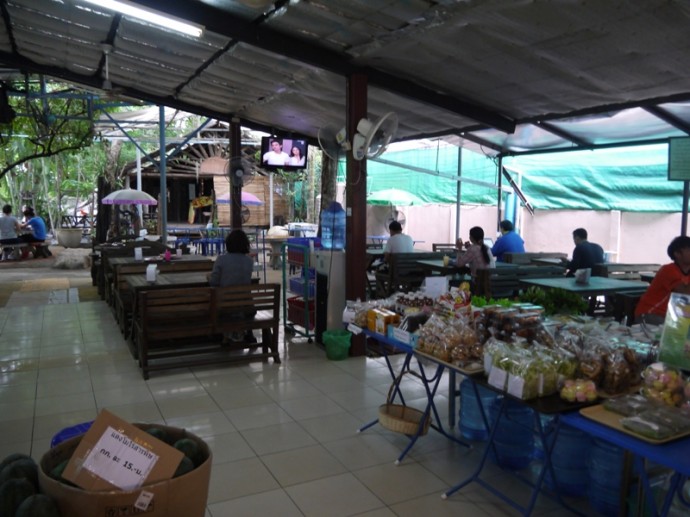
[323,329,351,360]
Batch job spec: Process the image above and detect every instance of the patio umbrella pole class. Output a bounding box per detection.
[159,105,168,243]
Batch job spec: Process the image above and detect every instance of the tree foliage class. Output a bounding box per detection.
[0,78,95,180]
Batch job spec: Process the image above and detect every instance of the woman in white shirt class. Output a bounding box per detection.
[288,146,305,166]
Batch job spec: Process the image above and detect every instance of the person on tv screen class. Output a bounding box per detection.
[288,145,306,167]
[263,139,290,166]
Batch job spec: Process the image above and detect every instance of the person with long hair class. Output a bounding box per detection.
[209,229,257,342]
[288,145,305,166]
[456,226,491,277]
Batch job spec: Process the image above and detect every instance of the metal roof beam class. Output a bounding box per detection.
[643,105,690,135]
[533,121,591,148]
[130,0,515,134]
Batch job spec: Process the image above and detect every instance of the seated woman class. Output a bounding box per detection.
[208,229,257,343]
[20,207,51,258]
[455,226,492,294]
[635,235,690,324]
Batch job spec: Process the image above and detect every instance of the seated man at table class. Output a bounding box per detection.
[635,235,690,324]
[565,228,604,277]
[19,207,51,259]
[382,220,414,266]
[491,220,525,262]
[208,229,257,343]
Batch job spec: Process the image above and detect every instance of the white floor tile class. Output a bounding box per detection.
[0,279,600,517]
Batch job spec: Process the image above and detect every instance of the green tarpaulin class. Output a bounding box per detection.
[338,143,684,213]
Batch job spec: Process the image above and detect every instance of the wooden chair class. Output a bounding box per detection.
[374,252,445,297]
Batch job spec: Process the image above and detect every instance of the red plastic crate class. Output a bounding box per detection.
[286,238,321,266]
[287,296,315,329]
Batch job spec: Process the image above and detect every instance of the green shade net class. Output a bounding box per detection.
[336,142,683,213]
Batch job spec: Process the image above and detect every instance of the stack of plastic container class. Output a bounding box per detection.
[488,396,535,469]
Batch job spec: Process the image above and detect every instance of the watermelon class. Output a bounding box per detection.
[49,459,69,481]
[0,478,36,516]
[15,493,61,517]
[173,438,202,467]
[0,453,32,473]
[173,456,194,478]
[0,458,39,491]
[145,427,169,444]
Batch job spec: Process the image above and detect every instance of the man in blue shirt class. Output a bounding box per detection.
[491,220,525,262]
[20,207,52,258]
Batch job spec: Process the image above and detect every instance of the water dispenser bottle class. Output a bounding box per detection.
[321,201,346,250]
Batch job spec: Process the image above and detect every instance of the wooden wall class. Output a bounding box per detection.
[214,174,289,227]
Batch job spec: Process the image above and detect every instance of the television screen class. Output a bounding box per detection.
[260,136,309,170]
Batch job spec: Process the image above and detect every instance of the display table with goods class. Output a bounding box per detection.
[345,284,690,516]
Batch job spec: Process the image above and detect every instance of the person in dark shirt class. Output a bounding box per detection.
[565,228,604,277]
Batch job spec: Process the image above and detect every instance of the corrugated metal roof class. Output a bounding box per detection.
[1,0,690,156]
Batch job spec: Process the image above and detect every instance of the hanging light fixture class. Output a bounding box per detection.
[83,0,204,37]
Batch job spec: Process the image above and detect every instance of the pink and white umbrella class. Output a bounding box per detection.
[101,188,158,205]
[216,191,263,205]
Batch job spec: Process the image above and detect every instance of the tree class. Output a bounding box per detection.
[0,78,95,181]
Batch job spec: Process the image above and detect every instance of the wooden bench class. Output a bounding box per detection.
[132,283,281,379]
[592,263,661,280]
[112,260,214,336]
[475,265,566,299]
[214,283,281,363]
[374,252,445,297]
[1,241,51,259]
[503,252,567,265]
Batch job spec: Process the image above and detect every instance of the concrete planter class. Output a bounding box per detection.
[56,228,83,248]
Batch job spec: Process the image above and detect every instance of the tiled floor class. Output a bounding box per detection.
[0,272,682,516]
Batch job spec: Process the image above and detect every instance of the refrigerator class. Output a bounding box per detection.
[313,249,346,344]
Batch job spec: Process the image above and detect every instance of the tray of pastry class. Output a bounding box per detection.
[580,403,690,444]
[414,350,484,376]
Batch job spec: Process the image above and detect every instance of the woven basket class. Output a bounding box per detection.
[378,370,430,436]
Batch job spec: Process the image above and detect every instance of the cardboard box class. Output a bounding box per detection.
[62,409,184,492]
[39,418,212,517]
[387,325,418,348]
[367,308,399,334]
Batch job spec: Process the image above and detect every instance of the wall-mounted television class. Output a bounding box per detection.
[260,136,309,170]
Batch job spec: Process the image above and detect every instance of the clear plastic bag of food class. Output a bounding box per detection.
[640,362,686,407]
[603,394,653,416]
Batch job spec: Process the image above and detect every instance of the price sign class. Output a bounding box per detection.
[668,137,690,181]
[81,426,160,490]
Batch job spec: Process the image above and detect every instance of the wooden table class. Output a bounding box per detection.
[416,259,465,276]
[531,257,568,266]
[125,271,210,291]
[520,276,649,297]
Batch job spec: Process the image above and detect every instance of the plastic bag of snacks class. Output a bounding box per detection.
[434,287,471,321]
[658,293,690,370]
[640,362,686,407]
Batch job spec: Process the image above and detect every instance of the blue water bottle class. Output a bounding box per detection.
[321,206,334,249]
[332,202,346,250]
[321,201,346,250]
